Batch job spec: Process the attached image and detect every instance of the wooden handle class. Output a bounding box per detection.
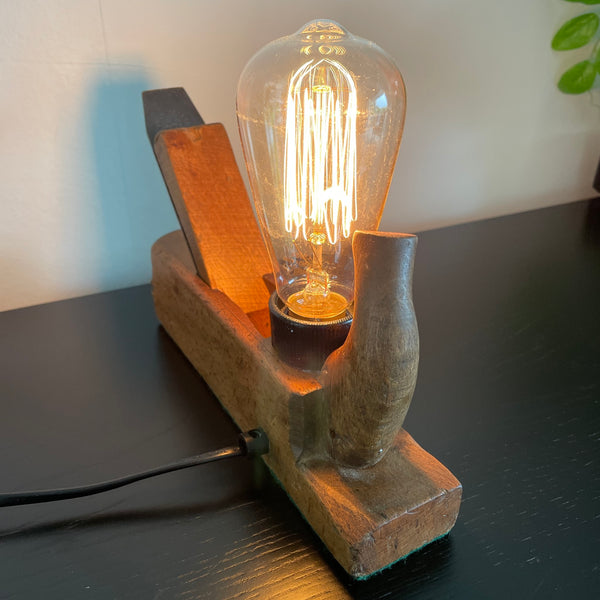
[322,231,419,468]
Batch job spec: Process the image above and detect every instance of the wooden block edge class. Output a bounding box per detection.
[300,430,462,578]
[352,480,462,578]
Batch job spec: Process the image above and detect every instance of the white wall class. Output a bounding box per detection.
[1,0,599,311]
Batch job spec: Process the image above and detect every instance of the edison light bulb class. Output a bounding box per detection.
[237,20,405,320]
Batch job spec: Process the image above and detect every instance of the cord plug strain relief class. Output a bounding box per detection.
[239,429,269,457]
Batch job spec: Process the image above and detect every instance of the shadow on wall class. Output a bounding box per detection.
[85,67,178,293]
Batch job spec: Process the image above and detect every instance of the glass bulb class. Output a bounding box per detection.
[237,19,406,320]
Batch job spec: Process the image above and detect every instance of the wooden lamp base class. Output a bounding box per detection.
[143,87,461,578]
[151,230,462,578]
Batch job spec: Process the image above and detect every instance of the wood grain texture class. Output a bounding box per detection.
[302,430,461,577]
[323,232,419,467]
[151,230,461,578]
[151,230,322,470]
[154,124,272,314]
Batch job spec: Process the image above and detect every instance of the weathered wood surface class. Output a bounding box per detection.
[303,429,462,576]
[151,230,321,469]
[323,231,419,467]
[152,231,462,578]
[153,124,272,314]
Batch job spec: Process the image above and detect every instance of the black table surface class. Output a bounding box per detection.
[1,199,599,599]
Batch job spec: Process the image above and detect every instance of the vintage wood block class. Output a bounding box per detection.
[151,231,462,578]
[153,123,272,314]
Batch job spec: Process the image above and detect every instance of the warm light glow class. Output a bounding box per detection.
[237,19,406,321]
[284,58,357,246]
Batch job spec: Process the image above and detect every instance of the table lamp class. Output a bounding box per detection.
[144,19,461,578]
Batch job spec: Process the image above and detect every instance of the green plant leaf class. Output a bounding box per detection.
[558,60,596,93]
[552,13,599,50]
[563,1,600,5]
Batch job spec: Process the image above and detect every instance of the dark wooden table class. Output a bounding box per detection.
[1,200,599,599]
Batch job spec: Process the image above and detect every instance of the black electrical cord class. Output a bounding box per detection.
[0,429,269,508]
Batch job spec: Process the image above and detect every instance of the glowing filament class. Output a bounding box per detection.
[284,58,357,245]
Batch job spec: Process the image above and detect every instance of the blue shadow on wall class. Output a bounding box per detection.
[86,68,179,292]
